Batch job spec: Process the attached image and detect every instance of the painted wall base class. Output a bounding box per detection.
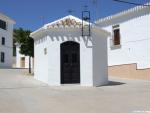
[108,63,150,81]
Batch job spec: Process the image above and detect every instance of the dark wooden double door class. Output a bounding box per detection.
[61,41,80,84]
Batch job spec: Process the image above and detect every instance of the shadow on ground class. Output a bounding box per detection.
[108,81,125,86]
[98,81,126,87]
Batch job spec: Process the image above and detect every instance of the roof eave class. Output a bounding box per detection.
[0,13,16,24]
[95,2,150,24]
[92,25,111,37]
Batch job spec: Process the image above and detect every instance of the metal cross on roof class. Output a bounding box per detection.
[67,9,75,14]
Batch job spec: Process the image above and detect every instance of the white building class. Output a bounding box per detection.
[31,15,110,86]
[0,13,15,68]
[96,3,150,80]
[16,43,33,69]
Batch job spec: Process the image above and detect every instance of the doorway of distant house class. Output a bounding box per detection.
[20,57,25,68]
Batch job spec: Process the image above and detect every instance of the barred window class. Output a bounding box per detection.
[1,52,5,63]
[2,37,5,45]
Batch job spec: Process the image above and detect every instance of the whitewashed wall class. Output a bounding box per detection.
[16,45,33,68]
[92,29,108,86]
[0,20,14,68]
[34,28,108,86]
[97,9,150,69]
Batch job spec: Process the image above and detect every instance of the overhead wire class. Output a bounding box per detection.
[113,0,150,7]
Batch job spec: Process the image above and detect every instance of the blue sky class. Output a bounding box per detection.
[0,0,150,31]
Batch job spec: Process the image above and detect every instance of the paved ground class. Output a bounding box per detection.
[0,69,150,113]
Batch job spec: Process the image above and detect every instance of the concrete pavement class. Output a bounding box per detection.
[0,69,150,113]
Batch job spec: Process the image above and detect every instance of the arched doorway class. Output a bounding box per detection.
[60,41,80,84]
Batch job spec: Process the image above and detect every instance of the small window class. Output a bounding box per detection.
[1,52,5,63]
[0,19,7,30]
[112,25,121,46]
[113,29,120,45]
[2,37,5,45]
[21,57,25,61]
[44,48,47,55]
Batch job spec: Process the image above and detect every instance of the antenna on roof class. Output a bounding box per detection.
[113,0,150,7]
[40,16,45,26]
[91,0,99,19]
